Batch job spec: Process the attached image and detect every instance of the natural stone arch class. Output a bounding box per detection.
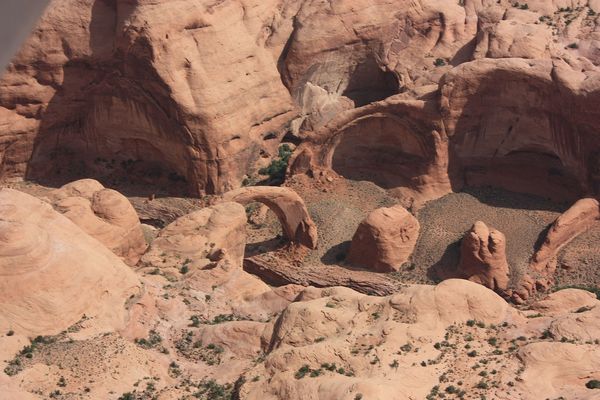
[290,96,453,205]
[328,112,435,190]
[221,187,318,249]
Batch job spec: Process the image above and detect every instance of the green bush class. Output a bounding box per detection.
[587,380,600,389]
[434,58,446,67]
[259,144,293,183]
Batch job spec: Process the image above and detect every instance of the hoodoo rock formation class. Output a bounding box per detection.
[48,179,147,265]
[222,186,318,249]
[0,188,140,336]
[347,205,420,273]
[457,221,510,292]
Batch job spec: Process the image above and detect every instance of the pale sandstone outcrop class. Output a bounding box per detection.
[48,179,147,265]
[238,279,520,400]
[140,201,272,304]
[222,186,318,249]
[457,221,510,292]
[0,188,141,336]
[347,205,420,272]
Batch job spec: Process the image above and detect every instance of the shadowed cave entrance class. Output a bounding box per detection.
[331,115,434,190]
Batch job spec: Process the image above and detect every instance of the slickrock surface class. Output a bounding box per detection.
[0,188,141,336]
[238,281,600,400]
[48,179,147,265]
[347,205,420,272]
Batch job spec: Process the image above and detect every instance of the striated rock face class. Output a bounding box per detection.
[457,221,510,292]
[0,0,521,197]
[48,179,147,265]
[0,0,297,195]
[222,186,318,249]
[347,205,420,272]
[440,58,600,202]
[289,96,453,206]
[0,188,141,336]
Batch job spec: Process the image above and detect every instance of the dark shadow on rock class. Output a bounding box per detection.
[25,0,194,198]
[460,186,568,212]
[320,240,352,266]
[245,237,286,258]
[444,64,591,204]
[532,223,553,254]
[426,239,461,282]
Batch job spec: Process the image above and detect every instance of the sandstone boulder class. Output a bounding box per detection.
[0,188,141,336]
[457,221,510,292]
[222,186,318,249]
[48,179,147,265]
[347,205,419,272]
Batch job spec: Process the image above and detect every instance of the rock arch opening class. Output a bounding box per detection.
[221,187,318,250]
[330,115,436,191]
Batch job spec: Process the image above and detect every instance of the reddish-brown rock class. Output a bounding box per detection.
[457,221,510,292]
[289,96,453,206]
[347,205,419,272]
[222,186,318,249]
[440,58,600,202]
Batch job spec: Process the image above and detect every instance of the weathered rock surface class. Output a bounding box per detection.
[141,202,248,273]
[290,96,453,206]
[347,205,420,272]
[222,186,318,249]
[243,255,402,296]
[457,221,510,292]
[140,201,274,309]
[0,188,141,336]
[9,0,600,199]
[235,282,600,400]
[531,198,600,274]
[0,0,297,195]
[48,179,147,265]
[293,57,600,206]
[238,280,518,399]
[441,58,600,202]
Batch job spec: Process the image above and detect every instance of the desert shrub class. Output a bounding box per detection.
[259,144,293,183]
[434,58,446,67]
[586,380,600,389]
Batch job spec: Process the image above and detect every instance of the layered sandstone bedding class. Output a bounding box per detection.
[2,0,600,399]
